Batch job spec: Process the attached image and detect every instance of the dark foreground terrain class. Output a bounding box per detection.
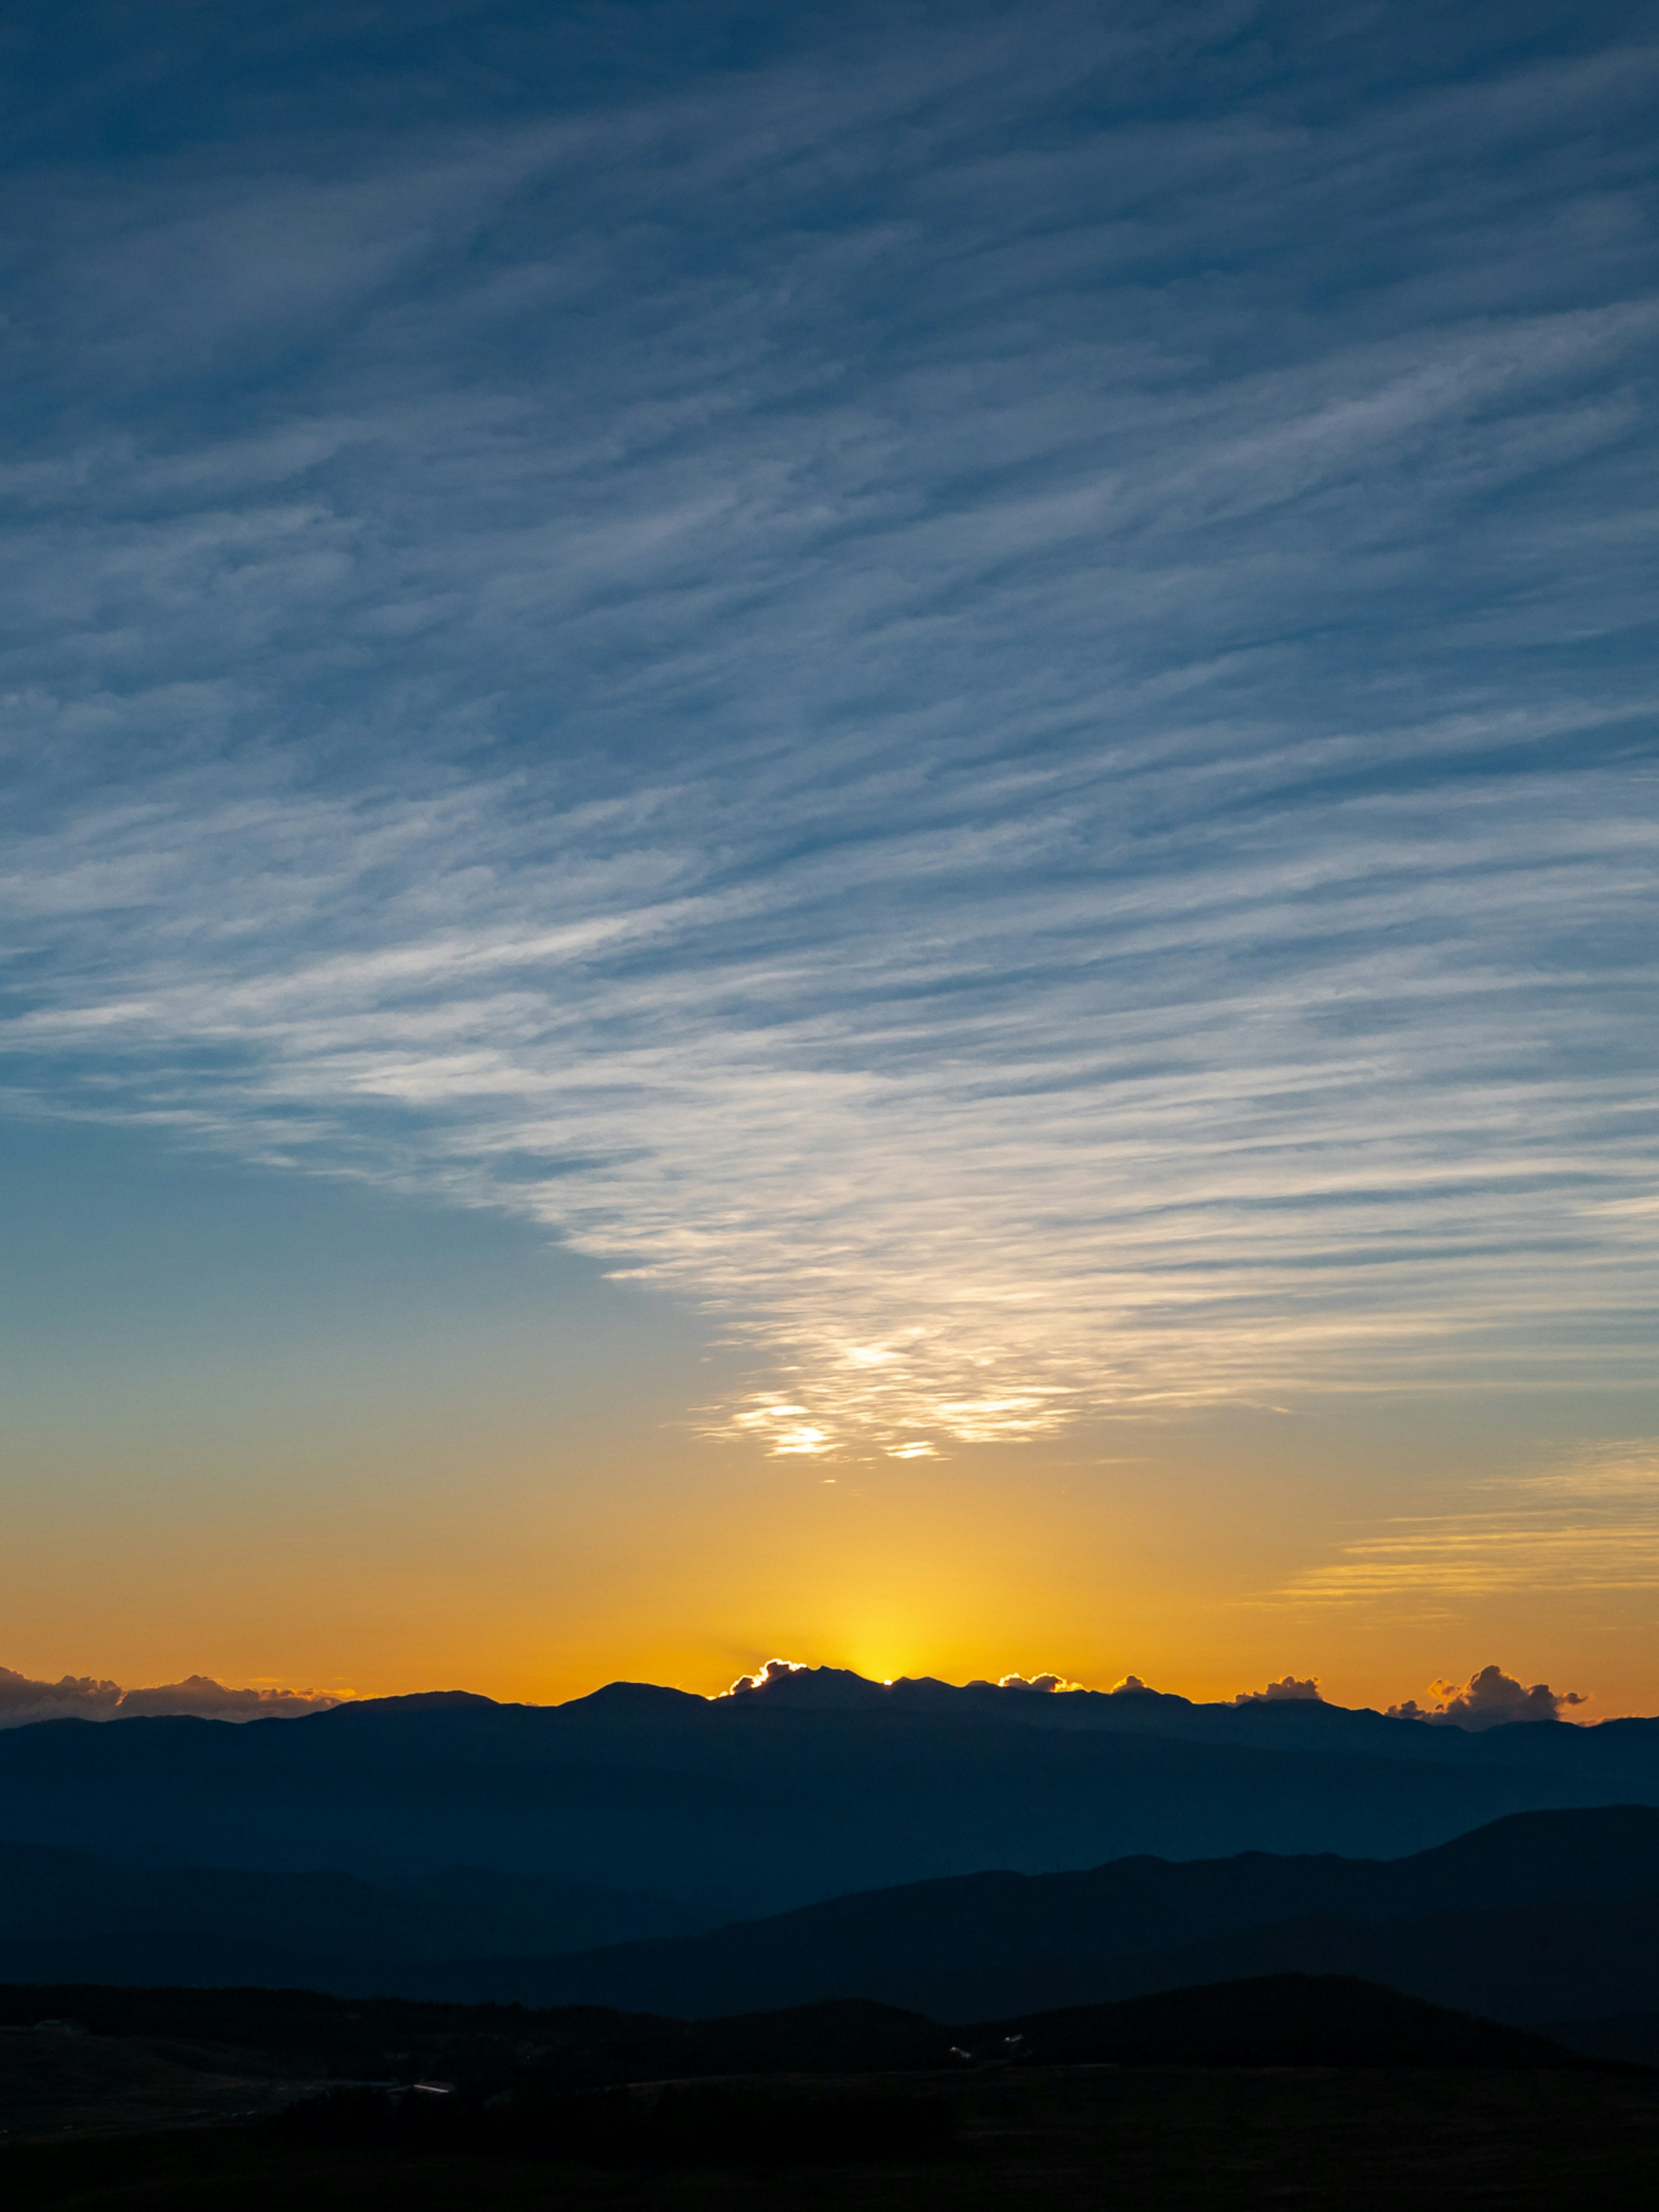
[4,2066,1659,2212]
[1,1974,1655,2208]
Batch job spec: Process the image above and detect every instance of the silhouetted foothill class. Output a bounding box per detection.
[957,1974,1600,2070]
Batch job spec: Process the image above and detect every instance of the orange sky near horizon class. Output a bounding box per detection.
[9,1376,1657,1722]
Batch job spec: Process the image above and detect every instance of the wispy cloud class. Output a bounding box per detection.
[1,4,1655,1454]
[1284,1442,1659,1606]
[1511,1438,1659,1499]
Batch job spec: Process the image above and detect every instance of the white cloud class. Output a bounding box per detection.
[0,5,1654,1456]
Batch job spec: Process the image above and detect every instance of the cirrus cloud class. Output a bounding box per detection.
[0,3,1654,1457]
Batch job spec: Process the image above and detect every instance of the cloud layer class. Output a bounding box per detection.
[1285,1440,1659,1607]
[0,1665,340,1729]
[1387,1664,1586,1728]
[1,3,1654,1456]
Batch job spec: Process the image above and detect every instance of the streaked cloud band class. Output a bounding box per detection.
[1,3,1654,1454]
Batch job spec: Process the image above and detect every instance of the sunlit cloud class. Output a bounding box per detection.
[0,5,1653,1458]
[1234,1675,1322,1704]
[4,753,1651,1456]
[1386,1663,1586,1727]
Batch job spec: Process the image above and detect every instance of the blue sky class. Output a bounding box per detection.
[1,1,1656,1699]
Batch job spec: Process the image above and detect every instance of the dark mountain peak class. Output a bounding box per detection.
[873,1672,991,1707]
[1411,1802,1659,1884]
[722,1663,890,1710]
[717,1662,1206,1722]
[964,1973,1599,2070]
[327,1691,502,1717]
[561,1682,712,1717]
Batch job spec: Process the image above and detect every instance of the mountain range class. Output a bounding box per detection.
[2,1667,1658,2047]
[3,1667,1656,1921]
[475,1803,1659,2028]
[1,1806,1653,2037]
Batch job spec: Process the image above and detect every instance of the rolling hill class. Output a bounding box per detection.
[1,1805,1656,2037]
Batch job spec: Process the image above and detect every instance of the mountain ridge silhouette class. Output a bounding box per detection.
[4,1672,1654,1919]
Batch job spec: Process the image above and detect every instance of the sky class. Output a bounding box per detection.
[1,0,1656,1714]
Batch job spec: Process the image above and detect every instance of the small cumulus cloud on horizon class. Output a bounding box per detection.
[711,1656,1589,1726]
[0,1665,341,1729]
[1386,1665,1587,1729]
[0,1654,1592,1729]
